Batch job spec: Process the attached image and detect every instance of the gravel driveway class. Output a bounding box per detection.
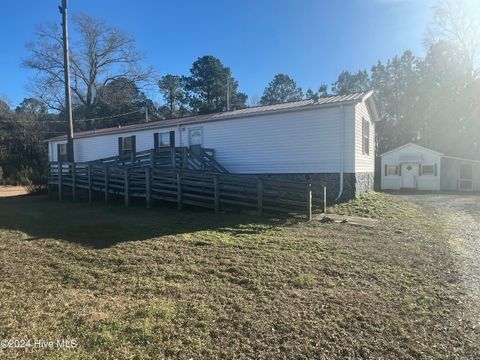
[396,193,480,324]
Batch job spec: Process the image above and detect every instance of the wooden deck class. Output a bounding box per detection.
[48,147,326,220]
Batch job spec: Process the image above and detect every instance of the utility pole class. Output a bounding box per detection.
[59,0,74,162]
[226,76,231,111]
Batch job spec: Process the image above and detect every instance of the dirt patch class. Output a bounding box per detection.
[0,186,29,197]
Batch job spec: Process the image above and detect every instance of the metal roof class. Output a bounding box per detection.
[380,143,444,157]
[48,91,376,142]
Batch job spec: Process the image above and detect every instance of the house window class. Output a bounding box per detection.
[189,127,203,146]
[155,132,170,147]
[421,165,435,176]
[362,118,370,155]
[119,136,136,160]
[386,165,399,176]
[58,143,68,162]
[154,131,175,149]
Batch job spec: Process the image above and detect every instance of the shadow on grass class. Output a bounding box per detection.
[0,194,293,249]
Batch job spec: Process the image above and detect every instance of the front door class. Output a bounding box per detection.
[401,163,417,189]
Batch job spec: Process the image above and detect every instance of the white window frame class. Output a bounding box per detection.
[121,136,134,159]
[362,118,370,155]
[159,132,170,147]
[188,127,203,146]
[58,143,67,162]
[421,164,435,176]
[123,136,133,151]
[387,165,399,176]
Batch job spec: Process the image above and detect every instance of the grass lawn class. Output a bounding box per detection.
[0,192,478,359]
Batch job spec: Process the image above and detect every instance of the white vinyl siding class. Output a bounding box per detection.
[380,144,441,191]
[48,101,375,176]
[179,106,350,173]
[50,127,178,163]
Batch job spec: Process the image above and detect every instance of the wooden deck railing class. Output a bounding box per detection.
[89,146,229,173]
[48,162,326,220]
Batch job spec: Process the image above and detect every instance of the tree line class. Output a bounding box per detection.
[1,0,479,186]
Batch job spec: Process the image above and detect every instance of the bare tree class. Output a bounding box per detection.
[426,0,480,79]
[24,13,153,116]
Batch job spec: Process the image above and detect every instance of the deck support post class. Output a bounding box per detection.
[150,149,155,167]
[171,148,176,168]
[182,147,187,169]
[72,163,76,202]
[257,177,263,217]
[104,166,109,204]
[88,164,93,203]
[124,167,130,206]
[214,174,219,213]
[47,163,52,199]
[323,186,327,214]
[58,162,63,201]
[145,167,152,208]
[306,181,312,221]
[177,171,182,210]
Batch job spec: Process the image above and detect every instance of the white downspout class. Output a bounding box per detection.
[335,105,346,201]
[177,124,182,146]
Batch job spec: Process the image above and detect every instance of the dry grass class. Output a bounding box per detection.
[0,193,477,359]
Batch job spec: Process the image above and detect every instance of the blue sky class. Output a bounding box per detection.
[0,0,436,107]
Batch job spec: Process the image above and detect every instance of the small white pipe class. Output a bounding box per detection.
[335,105,346,201]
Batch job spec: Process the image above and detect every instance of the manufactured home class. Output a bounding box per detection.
[380,143,480,191]
[48,91,379,200]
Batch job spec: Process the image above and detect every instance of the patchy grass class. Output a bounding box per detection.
[330,191,421,220]
[0,193,477,359]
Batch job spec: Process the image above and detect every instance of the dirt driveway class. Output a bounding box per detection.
[0,186,29,197]
[396,193,480,324]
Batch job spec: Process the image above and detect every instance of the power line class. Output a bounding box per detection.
[0,109,142,123]
[72,109,142,122]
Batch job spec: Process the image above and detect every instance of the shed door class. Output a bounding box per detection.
[401,163,417,189]
[459,164,473,191]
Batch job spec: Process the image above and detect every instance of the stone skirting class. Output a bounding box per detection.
[258,172,374,203]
